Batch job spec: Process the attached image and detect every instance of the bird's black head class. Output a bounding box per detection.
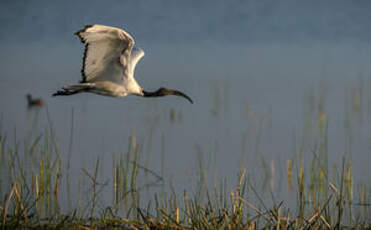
[156,87,171,95]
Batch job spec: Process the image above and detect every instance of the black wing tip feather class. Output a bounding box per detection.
[75,24,94,43]
[80,43,89,83]
[75,25,93,83]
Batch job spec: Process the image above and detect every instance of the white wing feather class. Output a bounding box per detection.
[76,25,135,84]
[128,47,145,77]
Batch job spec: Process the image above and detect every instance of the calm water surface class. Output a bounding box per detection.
[0,0,370,213]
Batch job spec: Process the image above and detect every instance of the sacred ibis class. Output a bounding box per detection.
[53,25,193,104]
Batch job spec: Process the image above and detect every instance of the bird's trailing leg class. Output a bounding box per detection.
[52,88,81,96]
[52,84,93,97]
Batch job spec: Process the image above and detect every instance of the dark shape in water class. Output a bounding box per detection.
[26,94,44,108]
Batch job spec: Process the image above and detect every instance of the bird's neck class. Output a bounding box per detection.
[26,95,32,103]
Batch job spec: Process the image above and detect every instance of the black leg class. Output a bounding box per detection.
[52,89,80,96]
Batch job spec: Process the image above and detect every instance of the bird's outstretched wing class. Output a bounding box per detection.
[75,24,135,84]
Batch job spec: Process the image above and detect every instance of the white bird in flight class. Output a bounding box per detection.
[53,24,193,104]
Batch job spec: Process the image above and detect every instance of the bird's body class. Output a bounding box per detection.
[53,25,193,103]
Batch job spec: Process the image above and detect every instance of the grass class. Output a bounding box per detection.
[1,85,371,229]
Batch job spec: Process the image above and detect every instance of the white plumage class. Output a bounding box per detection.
[53,24,193,103]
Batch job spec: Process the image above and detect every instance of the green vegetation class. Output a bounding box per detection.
[0,84,370,229]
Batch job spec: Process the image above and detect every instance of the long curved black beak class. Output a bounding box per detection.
[170,90,193,104]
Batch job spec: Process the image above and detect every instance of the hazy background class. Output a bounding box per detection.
[0,0,370,210]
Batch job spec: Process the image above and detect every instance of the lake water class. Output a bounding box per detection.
[0,0,370,215]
